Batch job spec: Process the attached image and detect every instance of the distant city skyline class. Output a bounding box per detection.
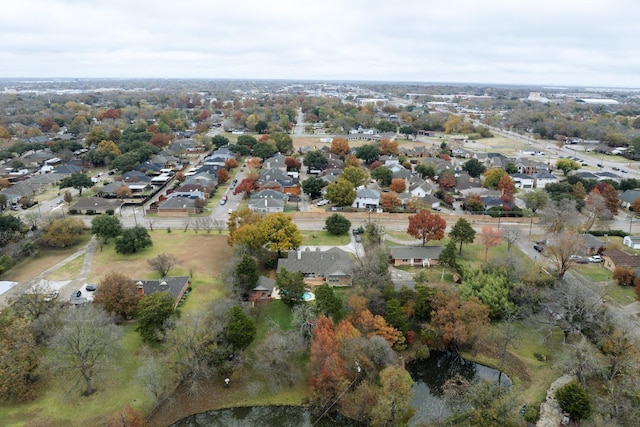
[1,0,638,88]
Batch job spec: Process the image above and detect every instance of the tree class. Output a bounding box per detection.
[0,193,8,211]
[389,178,406,193]
[522,190,549,213]
[233,177,257,197]
[227,207,262,245]
[252,329,305,390]
[482,168,507,189]
[415,164,436,179]
[594,182,619,215]
[276,267,305,306]
[330,137,350,157]
[50,306,121,395]
[583,191,613,232]
[235,255,259,296]
[462,158,486,178]
[0,317,39,403]
[556,158,581,176]
[115,226,152,254]
[94,272,141,319]
[355,144,380,163]
[544,233,585,279]
[314,283,343,320]
[407,209,446,246]
[255,120,268,134]
[632,198,640,213]
[501,227,523,252]
[380,192,401,210]
[301,176,326,198]
[211,134,229,148]
[504,162,518,174]
[253,141,276,159]
[341,166,368,188]
[91,215,122,249]
[137,292,175,343]
[60,173,94,196]
[259,213,302,256]
[438,170,456,189]
[42,218,85,248]
[147,252,179,277]
[63,190,73,205]
[370,166,392,186]
[541,198,580,233]
[479,226,502,262]
[497,174,515,203]
[304,150,329,170]
[449,218,476,254]
[217,167,230,184]
[379,138,399,155]
[325,213,351,235]
[237,134,258,148]
[326,178,357,206]
[309,316,348,403]
[459,269,514,319]
[555,380,592,423]
[430,290,489,351]
[225,306,256,351]
[399,125,417,139]
[270,132,293,153]
[370,366,415,426]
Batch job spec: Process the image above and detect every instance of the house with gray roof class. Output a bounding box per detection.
[389,246,444,268]
[249,197,285,213]
[157,196,201,215]
[619,190,640,209]
[277,247,352,286]
[134,276,190,308]
[351,188,380,209]
[70,196,122,213]
[250,276,276,300]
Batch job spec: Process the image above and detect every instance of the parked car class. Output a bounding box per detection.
[612,166,620,171]
[316,199,329,206]
[588,255,603,263]
[85,284,97,292]
[533,244,544,253]
[44,291,59,302]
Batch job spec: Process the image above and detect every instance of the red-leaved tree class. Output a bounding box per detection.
[480,225,502,262]
[407,209,446,246]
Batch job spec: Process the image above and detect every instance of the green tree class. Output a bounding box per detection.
[399,125,417,139]
[325,178,357,206]
[301,176,326,198]
[449,218,476,254]
[341,166,368,188]
[137,292,175,343]
[555,380,592,423]
[225,306,256,351]
[377,119,396,133]
[370,366,415,426]
[237,134,258,148]
[438,240,460,272]
[276,267,305,306]
[355,144,380,163]
[462,158,486,178]
[255,120,268,134]
[504,162,518,174]
[270,132,293,153]
[59,173,94,196]
[325,213,351,235]
[384,298,409,333]
[258,213,302,256]
[253,141,276,159]
[522,189,549,213]
[304,150,329,170]
[91,215,123,249]
[371,167,392,186]
[314,284,343,320]
[235,255,259,296]
[115,226,152,254]
[415,164,436,179]
[459,269,514,319]
[414,284,436,321]
[211,134,229,148]
[556,158,581,176]
[482,168,507,189]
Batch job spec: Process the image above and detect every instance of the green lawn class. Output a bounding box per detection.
[573,264,612,282]
[300,230,350,246]
[603,283,637,306]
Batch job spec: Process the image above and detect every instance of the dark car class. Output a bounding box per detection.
[85,284,97,292]
[533,245,544,253]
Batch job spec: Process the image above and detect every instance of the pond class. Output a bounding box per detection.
[170,351,510,427]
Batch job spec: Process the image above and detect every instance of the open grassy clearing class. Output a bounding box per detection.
[603,282,636,306]
[45,255,83,281]
[300,230,350,246]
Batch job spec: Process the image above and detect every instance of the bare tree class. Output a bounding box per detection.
[135,354,173,402]
[501,227,523,252]
[23,212,41,230]
[10,280,56,320]
[252,329,305,391]
[582,192,613,232]
[182,219,191,232]
[213,219,226,234]
[147,253,179,277]
[544,232,586,279]
[50,306,121,396]
[146,218,155,231]
[540,198,580,233]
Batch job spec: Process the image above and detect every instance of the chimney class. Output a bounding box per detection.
[136,281,144,298]
[160,280,168,287]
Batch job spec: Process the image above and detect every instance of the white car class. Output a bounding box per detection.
[316,199,329,206]
[44,291,59,302]
[588,255,603,263]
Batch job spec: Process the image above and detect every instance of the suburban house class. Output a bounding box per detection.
[409,177,434,198]
[263,153,288,171]
[389,246,444,267]
[249,197,285,213]
[134,276,190,308]
[531,172,558,189]
[619,190,640,209]
[156,196,202,216]
[510,173,535,189]
[602,248,640,272]
[258,168,300,195]
[583,234,606,254]
[623,236,640,250]
[70,196,122,214]
[277,247,352,286]
[250,276,276,301]
[352,188,380,209]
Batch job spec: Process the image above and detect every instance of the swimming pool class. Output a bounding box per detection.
[302,292,314,301]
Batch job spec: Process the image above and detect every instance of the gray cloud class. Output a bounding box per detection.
[0,0,638,87]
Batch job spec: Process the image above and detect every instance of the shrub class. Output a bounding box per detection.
[589,229,628,237]
[613,267,634,286]
[105,209,114,215]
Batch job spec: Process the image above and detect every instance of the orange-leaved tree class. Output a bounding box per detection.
[310,316,348,403]
[480,225,502,262]
[407,209,446,246]
[430,290,489,351]
[390,178,406,193]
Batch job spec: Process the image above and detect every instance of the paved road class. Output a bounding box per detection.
[293,107,304,135]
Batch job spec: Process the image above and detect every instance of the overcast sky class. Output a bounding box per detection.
[1,0,638,88]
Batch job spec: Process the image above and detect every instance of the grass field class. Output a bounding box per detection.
[300,230,350,246]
